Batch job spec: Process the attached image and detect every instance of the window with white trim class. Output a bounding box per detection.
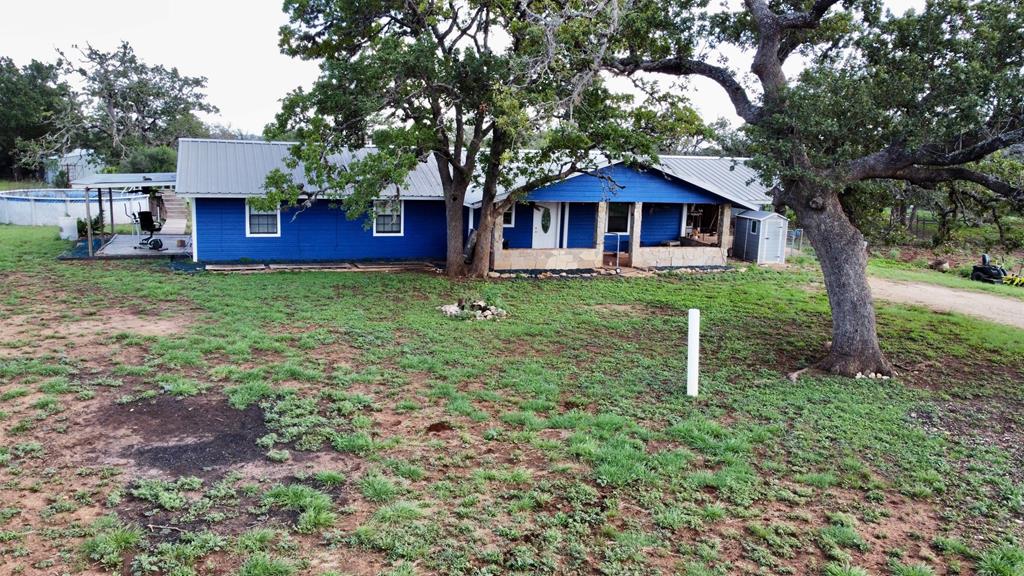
[502,206,516,227]
[750,220,759,234]
[246,203,280,237]
[373,200,404,236]
[606,203,631,233]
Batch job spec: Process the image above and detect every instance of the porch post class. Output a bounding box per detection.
[630,202,643,267]
[718,203,732,258]
[491,212,505,270]
[595,202,608,267]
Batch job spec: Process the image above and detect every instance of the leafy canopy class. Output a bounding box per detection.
[259,0,702,218]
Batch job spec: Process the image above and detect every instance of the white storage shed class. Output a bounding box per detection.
[732,210,788,264]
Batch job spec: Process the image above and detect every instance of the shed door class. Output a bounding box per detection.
[760,219,775,263]
[761,219,785,263]
[774,221,786,262]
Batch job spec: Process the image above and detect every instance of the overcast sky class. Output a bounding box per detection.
[1,0,926,135]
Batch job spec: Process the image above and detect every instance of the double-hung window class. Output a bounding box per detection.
[502,206,516,227]
[245,203,280,237]
[373,200,404,236]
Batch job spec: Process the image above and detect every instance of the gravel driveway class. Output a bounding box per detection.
[869,277,1024,330]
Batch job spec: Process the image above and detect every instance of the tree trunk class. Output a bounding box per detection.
[468,204,496,277]
[786,183,893,376]
[444,195,466,278]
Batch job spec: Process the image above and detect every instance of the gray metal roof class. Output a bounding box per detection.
[735,209,788,221]
[175,139,444,199]
[656,156,772,210]
[71,172,176,189]
[176,139,773,210]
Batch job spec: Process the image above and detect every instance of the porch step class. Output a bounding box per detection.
[160,191,189,221]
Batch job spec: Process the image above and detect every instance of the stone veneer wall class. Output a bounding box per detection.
[632,246,727,267]
[493,247,602,270]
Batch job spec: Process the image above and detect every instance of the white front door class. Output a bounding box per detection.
[532,202,560,249]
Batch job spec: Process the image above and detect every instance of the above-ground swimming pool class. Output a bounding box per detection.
[0,189,149,226]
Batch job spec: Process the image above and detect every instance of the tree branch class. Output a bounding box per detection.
[609,57,762,123]
[891,166,1024,205]
[844,127,1024,182]
[777,0,842,29]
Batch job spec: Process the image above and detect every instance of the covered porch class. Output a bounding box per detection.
[491,200,733,271]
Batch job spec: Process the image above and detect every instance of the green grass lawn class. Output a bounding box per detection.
[868,257,1024,302]
[0,224,1022,576]
[0,179,48,191]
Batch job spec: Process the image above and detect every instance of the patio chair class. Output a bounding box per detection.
[134,211,166,251]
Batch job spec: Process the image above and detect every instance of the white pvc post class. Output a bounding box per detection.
[687,308,700,397]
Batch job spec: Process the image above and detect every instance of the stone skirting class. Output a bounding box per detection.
[493,248,601,270]
[632,246,727,267]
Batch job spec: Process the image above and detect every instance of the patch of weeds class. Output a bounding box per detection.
[263,484,336,534]
[226,381,277,409]
[81,517,144,570]
[157,375,206,397]
[0,387,29,401]
[818,514,869,562]
[332,431,376,455]
[237,554,297,576]
[130,477,203,511]
[360,473,401,503]
[890,562,936,576]
[112,364,153,377]
[12,442,43,459]
[823,563,870,576]
[267,449,291,463]
[236,528,281,553]
[977,544,1024,576]
[387,459,425,481]
[348,501,439,561]
[795,471,838,489]
[130,531,225,574]
[272,360,323,382]
[312,470,346,487]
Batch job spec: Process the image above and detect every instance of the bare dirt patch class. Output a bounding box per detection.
[95,395,269,477]
[586,303,673,316]
[0,307,190,360]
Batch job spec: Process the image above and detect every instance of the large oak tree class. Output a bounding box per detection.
[611,0,1024,375]
[264,0,698,276]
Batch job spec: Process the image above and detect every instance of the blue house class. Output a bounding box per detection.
[471,157,772,270]
[177,139,450,263]
[176,138,772,269]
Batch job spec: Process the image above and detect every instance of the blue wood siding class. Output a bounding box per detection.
[502,203,534,248]
[640,203,683,246]
[194,198,448,262]
[605,234,629,252]
[566,202,595,248]
[526,164,724,204]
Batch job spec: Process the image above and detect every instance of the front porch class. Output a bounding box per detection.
[491,201,733,271]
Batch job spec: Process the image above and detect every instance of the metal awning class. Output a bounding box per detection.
[71,172,176,190]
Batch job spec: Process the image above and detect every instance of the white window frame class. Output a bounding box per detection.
[245,203,281,238]
[502,206,516,228]
[750,220,759,235]
[372,199,405,237]
[606,202,632,234]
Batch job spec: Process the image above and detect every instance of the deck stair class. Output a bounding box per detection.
[160,190,189,235]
